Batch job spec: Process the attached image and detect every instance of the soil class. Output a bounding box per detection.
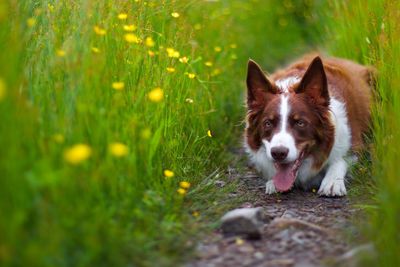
[187,162,364,267]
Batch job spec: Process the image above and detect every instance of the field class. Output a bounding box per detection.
[0,0,399,266]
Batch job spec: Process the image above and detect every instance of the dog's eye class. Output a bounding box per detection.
[265,120,273,128]
[296,120,306,128]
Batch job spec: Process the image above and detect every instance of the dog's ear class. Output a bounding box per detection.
[296,56,329,106]
[247,60,276,109]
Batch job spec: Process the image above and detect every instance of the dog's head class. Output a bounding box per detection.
[245,56,335,192]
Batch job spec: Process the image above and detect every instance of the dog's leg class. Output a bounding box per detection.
[318,158,347,197]
[265,180,277,194]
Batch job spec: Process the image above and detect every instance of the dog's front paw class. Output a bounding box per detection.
[318,178,347,197]
[265,180,277,195]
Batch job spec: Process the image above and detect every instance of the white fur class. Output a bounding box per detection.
[318,98,351,196]
[275,76,300,93]
[245,96,352,197]
[265,180,277,194]
[264,95,298,162]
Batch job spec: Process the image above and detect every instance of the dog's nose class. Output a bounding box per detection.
[271,146,289,161]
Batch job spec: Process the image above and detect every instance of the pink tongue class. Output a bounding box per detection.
[273,164,296,192]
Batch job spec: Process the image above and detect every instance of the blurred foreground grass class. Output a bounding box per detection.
[327,0,400,265]
[0,0,323,266]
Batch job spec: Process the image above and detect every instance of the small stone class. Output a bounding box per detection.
[254,251,264,260]
[220,207,267,239]
[214,180,226,188]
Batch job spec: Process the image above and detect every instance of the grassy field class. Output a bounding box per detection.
[2,0,399,266]
[326,0,400,265]
[0,1,324,266]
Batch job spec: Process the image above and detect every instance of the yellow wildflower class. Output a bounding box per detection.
[230,43,237,49]
[94,25,106,35]
[166,67,176,73]
[205,61,213,67]
[179,181,191,189]
[177,188,187,195]
[179,56,188,63]
[214,46,222,52]
[0,78,6,101]
[164,169,174,178]
[52,134,65,144]
[109,142,129,157]
[64,144,92,165]
[148,50,155,57]
[124,33,141,43]
[185,98,193,104]
[145,37,155,47]
[27,18,36,27]
[171,12,180,18]
[91,47,100,53]
[166,48,180,58]
[207,130,212,137]
[56,49,66,57]
[123,24,137,31]
[112,82,125,91]
[187,73,196,79]
[148,87,164,102]
[118,13,128,20]
[140,128,152,139]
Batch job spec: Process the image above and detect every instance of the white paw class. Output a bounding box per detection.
[265,180,277,194]
[318,178,347,197]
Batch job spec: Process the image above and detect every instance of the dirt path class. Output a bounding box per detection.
[187,163,362,267]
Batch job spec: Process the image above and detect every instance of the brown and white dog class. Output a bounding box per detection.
[244,54,373,196]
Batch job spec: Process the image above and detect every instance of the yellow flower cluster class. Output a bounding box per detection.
[63,141,130,165]
[123,24,137,31]
[177,180,191,195]
[125,33,141,43]
[94,25,106,35]
[166,48,180,58]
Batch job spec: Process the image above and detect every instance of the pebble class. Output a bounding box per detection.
[220,207,267,239]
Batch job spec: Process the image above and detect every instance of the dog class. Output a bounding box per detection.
[244,54,373,196]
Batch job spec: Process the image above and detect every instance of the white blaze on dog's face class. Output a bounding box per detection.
[262,94,298,163]
[245,57,334,192]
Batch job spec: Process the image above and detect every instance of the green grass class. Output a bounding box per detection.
[326,1,400,265]
[0,1,325,266]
